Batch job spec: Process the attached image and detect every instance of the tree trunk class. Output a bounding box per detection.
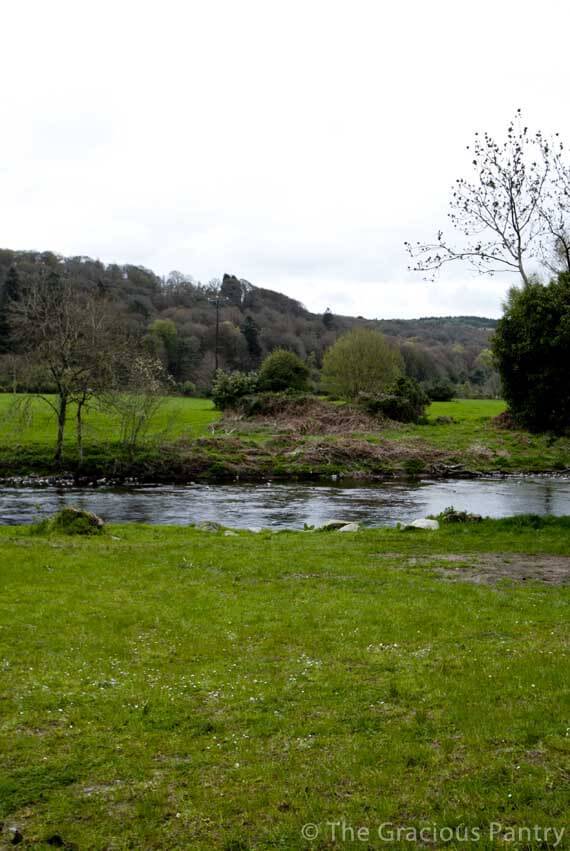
[54,393,67,465]
[76,399,84,465]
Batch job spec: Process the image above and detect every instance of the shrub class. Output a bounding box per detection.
[178,380,197,397]
[426,380,456,402]
[258,349,309,392]
[492,272,570,432]
[361,377,429,423]
[211,370,258,410]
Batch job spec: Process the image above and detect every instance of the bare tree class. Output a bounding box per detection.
[10,269,121,464]
[405,110,553,286]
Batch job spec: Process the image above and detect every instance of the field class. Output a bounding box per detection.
[1,519,569,849]
[0,394,569,480]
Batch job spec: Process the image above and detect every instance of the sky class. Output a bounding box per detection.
[2,0,570,319]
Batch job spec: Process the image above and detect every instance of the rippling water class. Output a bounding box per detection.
[1,477,569,528]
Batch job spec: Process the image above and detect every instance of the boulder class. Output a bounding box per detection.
[223,530,238,537]
[196,521,223,532]
[410,518,439,530]
[338,522,360,532]
[319,520,351,531]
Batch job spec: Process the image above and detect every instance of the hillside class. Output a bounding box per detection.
[0,249,498,393]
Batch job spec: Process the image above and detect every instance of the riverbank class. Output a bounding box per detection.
[1,518,568,849]
[1,396,569,483]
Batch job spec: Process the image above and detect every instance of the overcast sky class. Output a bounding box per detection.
[2,0,569,319]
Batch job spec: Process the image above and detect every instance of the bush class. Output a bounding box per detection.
[178,380,197,397]
[426,380,456,402]
[361,377,429,423]
[258,349,309,393]
[211,370,258,410]
[492,273,570,432]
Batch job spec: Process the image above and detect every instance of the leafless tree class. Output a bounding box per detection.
[405,110,558,286]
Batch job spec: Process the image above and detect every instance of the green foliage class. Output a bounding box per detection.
[426,379,456,402]
[361,376,429,423]
[492,273,570,432]
[321,328,403,399]
[178,380,197,397]
[257,349,309,392]
[211,370,258,410]
[437,506,482,523]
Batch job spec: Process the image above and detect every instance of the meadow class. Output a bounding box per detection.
[0,519,568,849]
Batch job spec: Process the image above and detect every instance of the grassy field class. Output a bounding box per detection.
[0,519,568,849]
[0,394,220,447]
[0,394,569,480]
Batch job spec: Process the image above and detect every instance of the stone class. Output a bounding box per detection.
[338,522,360,532]
[319,520,351,531]
[410,518,439,530]
[247,526,263,533]
[223,530,238,537]
[196,521,223,532]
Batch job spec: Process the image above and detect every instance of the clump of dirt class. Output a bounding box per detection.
[221,396,390,435]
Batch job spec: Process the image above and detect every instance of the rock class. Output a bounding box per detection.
[247,526,263,533]
[9,827,23,845]
[319,520,351,531]
[224,530,238,537]
[196,521,223,532]
[410,518,440,530]
[43,507,104,536]
[338,522,360,532]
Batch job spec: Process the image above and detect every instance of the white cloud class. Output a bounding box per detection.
[1,0,568,318]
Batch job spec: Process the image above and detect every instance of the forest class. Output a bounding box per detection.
[0,249,498,397]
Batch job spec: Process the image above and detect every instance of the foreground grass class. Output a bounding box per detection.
[1,520,569,849]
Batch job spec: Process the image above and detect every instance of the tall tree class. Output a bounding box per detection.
[241,315,262,364]
[0,266,21,353]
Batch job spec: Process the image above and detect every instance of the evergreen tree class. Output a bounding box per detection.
[0,266,21,353]
[241,315,262,364]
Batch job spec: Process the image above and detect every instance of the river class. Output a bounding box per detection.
[0,476,569,528]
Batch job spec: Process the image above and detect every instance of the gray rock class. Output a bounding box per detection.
[247,526,263,533]
[196,521,223,532]
[223,530,238,537]
[338,522,360,532]
[319,520,351,531]
[409,518,440,530]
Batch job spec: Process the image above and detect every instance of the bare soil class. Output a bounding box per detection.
[417,553,570,585]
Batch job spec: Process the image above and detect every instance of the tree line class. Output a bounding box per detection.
[0,252,498,400]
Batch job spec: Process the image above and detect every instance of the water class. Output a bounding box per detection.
[0,477,569,528]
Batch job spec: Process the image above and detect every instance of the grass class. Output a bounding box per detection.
[0,519,569,849]
[0,394,568,480]
[0,394,220,448]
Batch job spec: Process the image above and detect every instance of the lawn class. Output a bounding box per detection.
[1,519,569,849]
[0,394,220,448]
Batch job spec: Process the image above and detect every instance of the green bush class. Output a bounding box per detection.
[258,349,309,392]
[426,380,456,402]
[178,380,197,397]
[361,377,429,423]
[211,370,258,410]
[492,273,570,433]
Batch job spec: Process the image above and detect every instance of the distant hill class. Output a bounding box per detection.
[0,250,498,393]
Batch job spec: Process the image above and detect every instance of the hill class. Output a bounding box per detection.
[0,249,498,394]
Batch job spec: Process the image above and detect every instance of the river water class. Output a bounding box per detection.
[0,477,569,529]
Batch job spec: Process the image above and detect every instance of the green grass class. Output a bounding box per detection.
[0,394,220,448]
[1,520,569,849]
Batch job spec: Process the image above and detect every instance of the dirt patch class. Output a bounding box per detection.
[423,553,570,585]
